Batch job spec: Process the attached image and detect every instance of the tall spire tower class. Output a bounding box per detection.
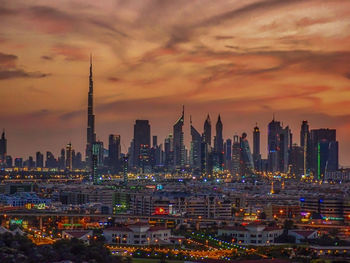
[86,54,96,169]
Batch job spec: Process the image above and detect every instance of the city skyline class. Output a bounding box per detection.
[1,0,350,165]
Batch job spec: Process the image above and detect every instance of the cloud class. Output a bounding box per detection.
[107,77,121,82]
[0,52,50,80]
[0,52,17,67]
[0,69,50,80]
[51,44,88,61]
[41,55,53,60]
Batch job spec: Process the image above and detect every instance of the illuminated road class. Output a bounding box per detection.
[1,211,240,223]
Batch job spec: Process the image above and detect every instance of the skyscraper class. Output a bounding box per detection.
[86,55,96,170]
[310,129,338,179]
[300,120,310,176]
[240,133,254,175]
[66,142,73,170]
[173,106,185,167]
[164,134,173,168]
[36,151,44,168]
[108,134,121,172]
[203,114,211,146]
[279,126,292,173]
[268,118,282,173]
[224,139,232,171]
[45,151,57,168]
[232,135,241,177]
[190,116,201,171]
[0,130,6,167]
[133,120,151,168]
[268,117,292,173]
[253,125,261,171]
[214,115,224,171]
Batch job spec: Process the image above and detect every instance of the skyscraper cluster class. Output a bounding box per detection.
[0,60,341,182]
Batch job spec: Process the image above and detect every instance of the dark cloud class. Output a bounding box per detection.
[0,69,50,80]
[195,0,304,27]
[215,35,235,40]
[108,77,121,82]
[41,55,53,60]
[0,52,18,67]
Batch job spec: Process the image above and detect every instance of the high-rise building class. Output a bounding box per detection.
[279,126,292,173]
[123,155,129,185]
[73,152,83,169]
[253,125,261,171]
[36,151,44,168]
[232,135,241,177]
[214,115,224,171]
[190,116,201,171]
[133,120,151,168]
[224,139,232,171]
[310,129,338,179]
[203,114,211,146]
[289,144,304,176]
[14,158,23,168]
[268,118,292,173]
[86,55,96,170]
[0,130,7,167]
[164,134,173,168]
[173,106,185,167]
[152,136,158,148]
[92,141,104,168]
[108,134,121,172]
[5,155,12,168]
[26,156,34,168]
[45,151,57,168]
[268,118,282,173]
[66,142,73,170]
[59,148,65,170]
[240,133,254,175]
[300,120,310,176]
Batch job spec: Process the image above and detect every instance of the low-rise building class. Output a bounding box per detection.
[62,230,93,244]
[103,222,171,245]
[288,230,318,243]
[218,224,283,246]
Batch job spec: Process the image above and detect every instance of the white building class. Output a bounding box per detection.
[288,230,318,243]
[218,224,283,246]
[62,230,93,244]
[103,222,171,245]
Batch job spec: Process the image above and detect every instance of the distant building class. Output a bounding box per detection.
[45,151,57,168]
[240,133,254,176]
[267,118,292,173]
[133,120,151,169]
[224,139,232,172]
[108,134,121,172]
[0,130,7,167]
[65,142,73,170]
[190,117,201,171]
[14,158,23,168]
[36,151,44,168]
[253,125,261,172]
[173,106,185,168]
[310,129,338,179]
[86,56,96,170]
[232,135,241,177]
[203,114,211,146]
[213,115,224,172]
[289,144,304,176]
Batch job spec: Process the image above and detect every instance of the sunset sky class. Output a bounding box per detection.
[1,0,350,165]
